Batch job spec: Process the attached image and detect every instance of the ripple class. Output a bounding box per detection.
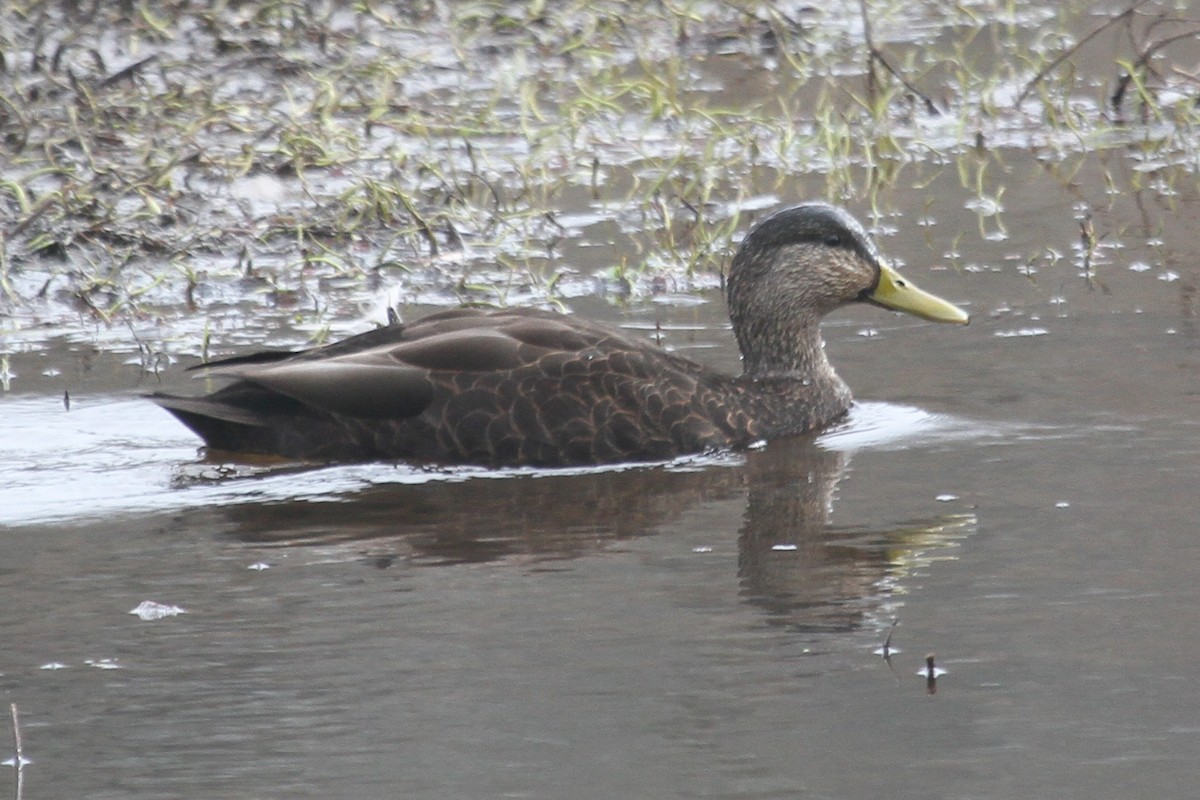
[817,401,999,452]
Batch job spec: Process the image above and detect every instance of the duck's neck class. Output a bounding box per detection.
[738,317,836,380]
[736,318,853,432]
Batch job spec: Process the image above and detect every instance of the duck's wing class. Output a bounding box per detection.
[180,317,414,370]
[150,307,740,463]
[159,308,649,423]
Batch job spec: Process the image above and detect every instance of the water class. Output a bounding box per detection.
[4,5,1200,796]
[4,251,1199,797]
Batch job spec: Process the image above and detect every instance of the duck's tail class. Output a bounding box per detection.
[148,392,277,453]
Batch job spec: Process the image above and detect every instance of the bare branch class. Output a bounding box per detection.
[1015,0,1154,107]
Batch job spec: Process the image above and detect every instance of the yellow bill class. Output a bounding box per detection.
[868,264,969,324]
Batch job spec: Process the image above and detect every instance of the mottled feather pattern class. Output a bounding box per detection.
[315,315,768,465]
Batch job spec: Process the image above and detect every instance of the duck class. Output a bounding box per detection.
[151,203,969,466]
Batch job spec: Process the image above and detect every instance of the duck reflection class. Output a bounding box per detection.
[734,440,973,631]
[207,436,973,631]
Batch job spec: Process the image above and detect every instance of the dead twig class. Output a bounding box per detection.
[858,0,939,115]
[1111,27,1200,116]
[9,702,26,800]
[99,54,158,88]
[1015,0,1154,107]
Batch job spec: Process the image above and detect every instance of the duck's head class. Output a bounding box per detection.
[726,202,968,376]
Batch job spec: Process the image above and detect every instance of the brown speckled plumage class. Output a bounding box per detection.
[151,203,967,465]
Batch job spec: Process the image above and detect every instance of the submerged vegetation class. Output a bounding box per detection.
[0,0,1197,354]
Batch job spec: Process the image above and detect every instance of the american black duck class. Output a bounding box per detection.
[151,203,968,466]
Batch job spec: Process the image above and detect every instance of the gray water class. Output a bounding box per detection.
[4,185,1200,798]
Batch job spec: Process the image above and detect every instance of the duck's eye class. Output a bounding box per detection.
[824,234,842,247]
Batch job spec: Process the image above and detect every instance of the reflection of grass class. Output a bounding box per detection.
[0,0,1197,343]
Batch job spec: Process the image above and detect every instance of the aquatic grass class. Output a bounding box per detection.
[0,0,1198,349]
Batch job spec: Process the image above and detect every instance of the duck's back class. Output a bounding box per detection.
[151,308,764,465]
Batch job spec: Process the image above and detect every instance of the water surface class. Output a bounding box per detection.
[4,251,1199,798]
